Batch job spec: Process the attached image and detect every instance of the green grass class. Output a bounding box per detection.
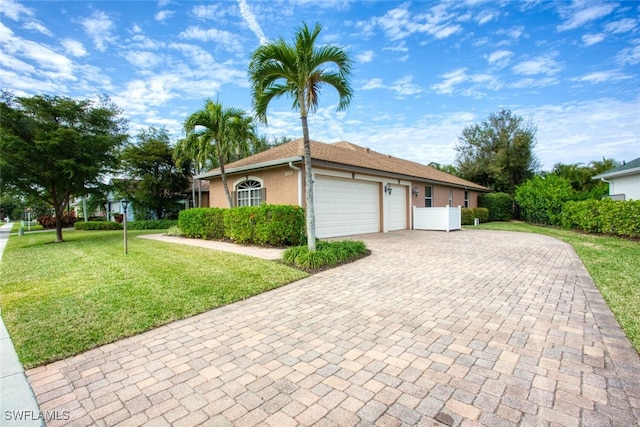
[0,229,307,368]
[470,221,640,353]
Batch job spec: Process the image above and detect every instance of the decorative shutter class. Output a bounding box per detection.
[231,191,236,207]
[260,188,267,204]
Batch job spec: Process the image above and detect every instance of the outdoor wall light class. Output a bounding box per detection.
[412,186,419,197]
[384,183,392,195]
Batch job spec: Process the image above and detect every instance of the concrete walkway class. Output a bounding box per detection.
[22,229,640,426]
[0,222,44,427]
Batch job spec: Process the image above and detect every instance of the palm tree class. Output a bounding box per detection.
[182,100,254,208]
[249,22,353,251]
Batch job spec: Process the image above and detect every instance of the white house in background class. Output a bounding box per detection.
[593,157,640,200]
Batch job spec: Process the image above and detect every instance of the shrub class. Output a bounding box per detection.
[128,220,177,230]
[461,208,475,225]
[562,199,640,238]
[479,192,513,221]
[166,225,184,236]
[515,175,574,225]
[75,221,122,230]
[178,208,225,239]
[474,208,489,223]
[282,240,368,271]
[37,212,79,229]
[224,205,306,246]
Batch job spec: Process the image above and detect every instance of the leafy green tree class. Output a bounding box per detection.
[551,161,612,200]
[180,100,255,208]
[120,127,190,219]
[515,175,574,225]
[456,110,539,196]
[249,22,353,251]
[0,92,127,242]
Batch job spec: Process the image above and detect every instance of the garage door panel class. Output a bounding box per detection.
[315,176,379,238]
[388,184,407,231]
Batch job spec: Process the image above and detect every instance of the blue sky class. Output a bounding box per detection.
[1,0,638,170]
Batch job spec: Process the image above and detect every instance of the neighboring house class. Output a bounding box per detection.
[189,179,210,208]
[197,139,489,238]
[593,157,640,200]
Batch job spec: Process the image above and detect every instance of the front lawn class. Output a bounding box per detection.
[0,229,307,368]
[471,221,640,353]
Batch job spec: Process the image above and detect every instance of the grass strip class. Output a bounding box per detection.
[470,222,640,353]
[0,229,307,368]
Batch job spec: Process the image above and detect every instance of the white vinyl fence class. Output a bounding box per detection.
[413,205,461,232]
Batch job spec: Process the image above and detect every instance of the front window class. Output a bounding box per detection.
[448,189,453,207]
[236,180,262,207]
[464,191,469,208]
[425,186,432,207]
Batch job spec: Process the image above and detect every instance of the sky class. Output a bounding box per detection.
[1,0,638,171]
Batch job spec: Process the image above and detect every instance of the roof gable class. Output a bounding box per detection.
[593,157,640,179]
[198,138,489,191]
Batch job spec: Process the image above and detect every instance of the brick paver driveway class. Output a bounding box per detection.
[27,230,640,426]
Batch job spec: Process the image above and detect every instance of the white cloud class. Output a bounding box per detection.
[582,33,605,46]
[485,49,512,67]
[123,51,163,69]
[61,39,87,57]
[361,78,384,90]
[237,0,268,45]
[604,17,637,34]
[431,68,469,94]
[390,75,422,96]
[476,11,496,25]
[0,0,33,21]
[572,70,633,84]
[179,26,243,53]
[23,21,52,36]
[80,11,116,52]
[373,2,462,42]
[556,1,616,32]
[616,41,640,65]
[155,10,175,23]
[192,4,227,20]
[383,41,409,52]
[512,54,561,75]
[356,50,375,63]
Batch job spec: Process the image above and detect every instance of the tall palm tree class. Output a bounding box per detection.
[249,22,353,251]
[182,100,254,208]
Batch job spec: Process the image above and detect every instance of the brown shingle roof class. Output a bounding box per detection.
[200,138,488,191]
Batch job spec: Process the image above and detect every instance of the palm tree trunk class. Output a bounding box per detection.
[219,155,233,208]
[300,113,316,251]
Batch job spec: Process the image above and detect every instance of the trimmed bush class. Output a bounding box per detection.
[37,212,79,228]
[224,206,261,244]
[178,208,225,239]
[254,205,305,246]
[461,208,475,225]
[474,208,489,223]
[75,221,122,230]
[282,240,368,271]
[128,220,177,230]
[479,192,513,221]
[562,199,640,238]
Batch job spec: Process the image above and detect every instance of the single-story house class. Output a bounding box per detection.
[197,139,489,238]
[593,156,640,201]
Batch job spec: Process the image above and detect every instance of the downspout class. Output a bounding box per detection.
[288,162,303,207]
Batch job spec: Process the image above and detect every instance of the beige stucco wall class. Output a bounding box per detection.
[207,165,301,208]
[410,182,481,209]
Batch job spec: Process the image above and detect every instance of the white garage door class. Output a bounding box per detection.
[314,176,380,238]
[388,184,407,231]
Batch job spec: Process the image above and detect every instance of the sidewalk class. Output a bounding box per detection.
[0,222,44,427]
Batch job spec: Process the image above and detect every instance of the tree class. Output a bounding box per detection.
[455,109,539,196]
[0,92,127,242]
[515,175,574,225]
[181,100,255,208]
[120,127,190,219]
[551,160,613,200]
[249,22,353,251]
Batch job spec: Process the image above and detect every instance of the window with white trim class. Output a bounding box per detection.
[236,180,263,207]
[464,191,469,208]
[424,186,432,207]
[448,189,453,207]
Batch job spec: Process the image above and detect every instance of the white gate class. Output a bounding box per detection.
[413,205,461,232]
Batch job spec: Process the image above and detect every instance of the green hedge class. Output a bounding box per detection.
[479,192,513,221]
[75,221,122,230]
[178,208,225,239]
[282,240,367,270]
[179,205,306,246]
[561,199,640,238]
[127,220,177,230]
[461,207,489,225]
[224,205,305,246]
